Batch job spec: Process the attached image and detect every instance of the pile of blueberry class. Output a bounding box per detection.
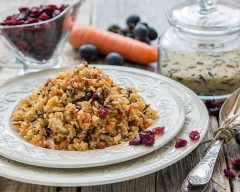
[108,15,158,44]
[0,4,69,61]
[79,15,158,65]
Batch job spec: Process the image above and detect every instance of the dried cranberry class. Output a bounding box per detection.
[152,126,165,136]
[204,100,224,117]
[32,38,44,47]
[5,16,12,21]
[59,4,69,12]
[140,133,154,140]
[96,142,106,149]
[231,157,240,169]
[84,91,93,101]
[33,45,47,54]
[175,138,187,148]
[128,120,136,127]
[97,108,109,118]
[10,14,18,20]
[142,138,155,146]
[16,41,28,51]
[10,29,22,37]
[44,78,51,87]
[224,169,236,178]
[49,4,58,10]
[5,20,17,26]
[204,100,213,109]
[209,107,221,116]
[30,7,40,16]
[215,101,224,108]
[140,130,155,137]
[16,20,25,25]
[27,18,39,23]
[91,92,98,102]
[129,136,142,145]
[44,5,55,16]
[19,7,29,13]
[39,12,50,21]
[238,174,240,179]
[140,130,155,146]
[189,131,200,141]
[75,105,82,111]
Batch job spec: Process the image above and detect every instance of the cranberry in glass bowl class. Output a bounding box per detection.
[0,0,84,68]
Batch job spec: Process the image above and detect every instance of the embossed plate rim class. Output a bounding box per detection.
[0,65,209,186]
[0,65,185,168]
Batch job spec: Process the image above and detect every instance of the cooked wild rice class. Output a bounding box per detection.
[12,62,159,151]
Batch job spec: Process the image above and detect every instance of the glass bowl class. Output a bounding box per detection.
[0,0,84,68]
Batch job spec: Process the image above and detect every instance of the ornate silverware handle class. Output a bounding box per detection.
[187,139,224,186]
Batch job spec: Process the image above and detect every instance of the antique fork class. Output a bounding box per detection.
[181,88,240,192]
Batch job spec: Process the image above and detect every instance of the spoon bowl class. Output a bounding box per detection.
[219,88,240,122]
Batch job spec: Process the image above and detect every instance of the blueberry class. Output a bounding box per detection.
[138,22,148,28]
[134,23,149,39]
[135,36,151,44]
[107,24,121,33]
[106,52,124,66]
[148,26,158,40]
[79,44,98,62]
[235,129,240,145]
[118,31,126,36]
[126,33,134,38]
[119,27,130,36]
[126,15,140,28]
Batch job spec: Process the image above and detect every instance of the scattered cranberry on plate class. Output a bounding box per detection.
[189,131,200,141]
[152,126,165,136]
[129,130,155,147]
[129,136,142,146]
[175,138,187,148]
[140,130,155,146]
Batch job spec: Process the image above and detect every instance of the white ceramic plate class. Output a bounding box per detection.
[0,66,209,186]
[0,65,185,168]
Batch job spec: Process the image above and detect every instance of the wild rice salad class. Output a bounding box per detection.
[12,62,159,151]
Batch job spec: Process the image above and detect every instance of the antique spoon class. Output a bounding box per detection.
[181,88,240,192]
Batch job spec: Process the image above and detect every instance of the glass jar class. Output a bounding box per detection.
[158,0,240,100]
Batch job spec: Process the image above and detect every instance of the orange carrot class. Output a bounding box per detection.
[68,24,157,64]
